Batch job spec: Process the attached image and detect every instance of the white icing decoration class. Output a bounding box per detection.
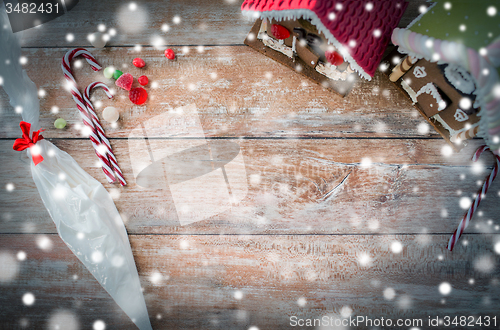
[415,83,446,111]
[444,64,475,95]
[259,32,294,58]
[401,80,418,103]
[413,66,427,78]
[433,114,458,136]
[454,108,469,122]
[315,61,350,81]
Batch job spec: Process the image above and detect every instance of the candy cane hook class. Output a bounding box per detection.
[447,145,500,251]
[84,82,127,186]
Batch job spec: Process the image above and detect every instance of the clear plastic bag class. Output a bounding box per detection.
[0,5,152,330]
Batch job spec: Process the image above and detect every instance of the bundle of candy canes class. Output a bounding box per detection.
[61,48,126,185]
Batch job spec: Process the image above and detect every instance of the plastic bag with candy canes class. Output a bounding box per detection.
[0,5,152,330]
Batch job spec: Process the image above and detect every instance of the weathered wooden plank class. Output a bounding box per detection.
[1,139,498,235]
[16,0,428,48]
[1,46,435,139]
[0,234,498,329]
[18,0,253,48]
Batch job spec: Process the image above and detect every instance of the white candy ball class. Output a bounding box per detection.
[102,106,119,123]
[90,32,107,49]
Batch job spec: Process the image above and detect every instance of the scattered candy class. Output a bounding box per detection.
[103,67,115,79]
[133,58,146,68]
[325,50,344,66]
[164,48,175,60]
[102,106,119,123]
[129,87,148,105]
[113,70,123,79]
[271,24,290,40]
[54,118,67,129]
[89,32,107,49]
[115,73,133,91]
[138,75,149,86]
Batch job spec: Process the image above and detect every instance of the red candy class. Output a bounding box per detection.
[164,48,175,60]
[138,75,149,86]
[129,87,148,105]
[271,24,290,40]
[325,50,344,66]
[133,58,146,68]
[115,73,134,91]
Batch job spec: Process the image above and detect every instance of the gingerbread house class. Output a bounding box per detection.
[386,0,500,152]
[242,0,408,96]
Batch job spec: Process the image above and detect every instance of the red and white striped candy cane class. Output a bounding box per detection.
[447,145,500,251]
[61,48,116,184]
[84,82,127,186]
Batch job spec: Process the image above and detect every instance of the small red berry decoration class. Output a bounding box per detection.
[133,58,146,68]
[138,75,149,86]
[325,50,344,66]
[271,24,290,40]
[164,48,175,60]
[129,87,148,105]
[115,73,134,91]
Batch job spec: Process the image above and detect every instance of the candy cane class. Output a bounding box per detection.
[447,145,500,251]
[84,82,127,186]
[62,48,116,184]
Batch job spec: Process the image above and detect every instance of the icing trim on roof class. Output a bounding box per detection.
[392,28,500,155]
[242,9,372,80]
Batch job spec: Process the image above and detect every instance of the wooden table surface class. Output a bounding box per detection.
[1,1,500,329]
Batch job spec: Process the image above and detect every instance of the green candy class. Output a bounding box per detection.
[113,70,123,79]
[103,67,115,79]
[54,118,67,129]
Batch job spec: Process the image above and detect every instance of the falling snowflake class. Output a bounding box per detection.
[22,292,35,306]
[36,235,53,251]
[5,183,15,191]
[47,310,80,330]
[297,297,307,307]
[91,251,104,263]
[150,271,163,285]
[474,255,496,273]
[360,157,372,168]
[16,251,26,261]
[358,253,372,267]
[117,3,147,34]
[487,6,497,16]
[383,287,396,300]
[391,241,403,253]
[459,197,472,209]
[93,320,106,330]
[234,290,244,300]
[397,294,412,309]
[439,282,452,295]
[494,242,500,254]
[0,251,19,283]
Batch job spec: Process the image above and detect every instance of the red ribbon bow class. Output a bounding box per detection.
[13,121,45,165]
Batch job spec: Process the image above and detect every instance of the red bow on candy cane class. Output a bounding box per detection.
[13,121,45,165]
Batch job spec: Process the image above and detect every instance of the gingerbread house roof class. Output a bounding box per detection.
[242,0,408,80]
